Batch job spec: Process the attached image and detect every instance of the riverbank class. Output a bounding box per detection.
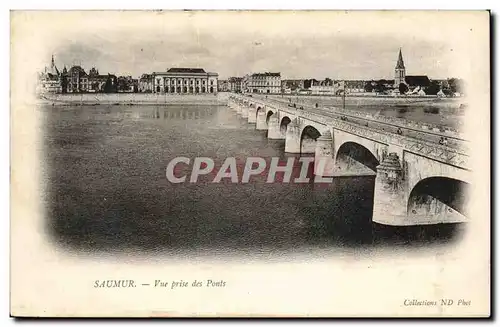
[266,94,466,111]
[38,93,229,106]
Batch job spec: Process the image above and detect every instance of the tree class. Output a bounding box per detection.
[442,88,453,97]
[104,74,117,93]
[117,77,131,92]
[398,83,409,95]
[374,80,387,94]
[104,76,112,93]
[447,78,464,95]
[424,80,440,96]
[60,75,68,94]
[364,82,373,93]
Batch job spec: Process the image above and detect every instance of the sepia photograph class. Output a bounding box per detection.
[10,10,490,317]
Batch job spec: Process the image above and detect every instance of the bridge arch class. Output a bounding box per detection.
[266,110,275,123]
[407,177,470,220]
[335,141,380,172]
[300,125,322,154]
[280,116,292,135]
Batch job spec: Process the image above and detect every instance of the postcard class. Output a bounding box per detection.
[10,10,490,317]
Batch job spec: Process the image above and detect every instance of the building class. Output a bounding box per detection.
[303,79,319,90]
[66,66,89,93]
[394,48,406,87]
[404,76,431,89]
[281,79,304,94]
[151,68,218,94]
[228,77,242,93]
[344,80,366,94]
[117,76,138,93]
[243,72,281,94]
[139,74,154,93]
[87,67,116,93]
[393,49,431,92]
[218,79,229,92]
[60,65,118,93]
[309,79,339,95]
[37,56,122,94]
[37,55,62,94]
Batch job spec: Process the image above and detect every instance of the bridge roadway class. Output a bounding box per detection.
[250,94,468,153]
[260,94,462,130]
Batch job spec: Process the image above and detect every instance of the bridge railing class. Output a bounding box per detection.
[251,94,464,139]
[325,106,464,139]
[229,94,470,169]
[236,94,469,147]
[279,102,470,169]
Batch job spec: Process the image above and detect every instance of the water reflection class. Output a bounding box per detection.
[118,106,214,121]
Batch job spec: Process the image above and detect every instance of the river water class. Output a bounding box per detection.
[40,103,464,259]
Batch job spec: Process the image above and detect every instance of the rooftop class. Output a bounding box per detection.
[167,68,206,74]
[252,72,281,77]
[405,75,431,87]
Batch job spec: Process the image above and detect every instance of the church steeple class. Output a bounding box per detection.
[395,48,405,69]
[48,54,60,76]
[394,48,406,87]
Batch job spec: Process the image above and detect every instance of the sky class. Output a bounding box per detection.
[30,11,486,81]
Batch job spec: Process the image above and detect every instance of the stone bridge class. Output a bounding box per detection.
[227,93,471,227]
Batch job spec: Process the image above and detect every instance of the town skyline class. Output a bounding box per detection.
[34,11,478,82]
[51,40,465,82]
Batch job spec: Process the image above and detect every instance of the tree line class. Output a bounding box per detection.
[363,78,464,96]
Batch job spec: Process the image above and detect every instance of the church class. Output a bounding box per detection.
[393,49,431,95]
[37,55,62,94]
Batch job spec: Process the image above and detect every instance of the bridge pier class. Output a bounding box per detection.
[372,152,408,225]
[301,138,317,154]
[267,116,284,139]
[314,131,335,177]
[256,110,268,130]
[241,105,248,118]
[285,120,301,153]
[248,107,257,124]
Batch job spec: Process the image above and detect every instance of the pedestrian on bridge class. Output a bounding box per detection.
[439,137,448,146]
[397,127,403,135]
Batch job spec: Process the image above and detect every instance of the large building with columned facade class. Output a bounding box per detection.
[152,68,218,94]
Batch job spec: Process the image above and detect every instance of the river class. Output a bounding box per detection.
[40,102,465,259]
